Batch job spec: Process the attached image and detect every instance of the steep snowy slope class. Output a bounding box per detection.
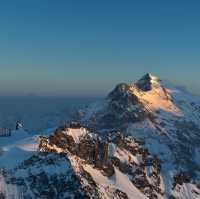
[80,73,200,198]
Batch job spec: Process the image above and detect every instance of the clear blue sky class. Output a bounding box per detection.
[0,0,199,96]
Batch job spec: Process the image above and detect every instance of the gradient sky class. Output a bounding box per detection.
[0,0,200,96]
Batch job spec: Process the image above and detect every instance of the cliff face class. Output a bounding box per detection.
[38,125,163,199]
[33,125,199,199]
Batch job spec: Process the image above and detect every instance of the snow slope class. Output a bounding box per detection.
[84,164,147,199]
[0,129,38,169]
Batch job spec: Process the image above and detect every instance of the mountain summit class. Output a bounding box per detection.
[136,73,161,91]
[82,73,179,130]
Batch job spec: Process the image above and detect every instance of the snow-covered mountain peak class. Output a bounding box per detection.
[139,72,160,82]
[107,73,181,116]
[81,73,187,132]
[136,73,161,91]
[130,75,182,116]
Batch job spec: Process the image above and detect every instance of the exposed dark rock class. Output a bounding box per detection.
[136,73,159,91]
[173,173,191,188]
[0,193,5,199]
[168,195,177,199]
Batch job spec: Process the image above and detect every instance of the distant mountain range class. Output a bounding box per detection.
[1,73,200,199]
